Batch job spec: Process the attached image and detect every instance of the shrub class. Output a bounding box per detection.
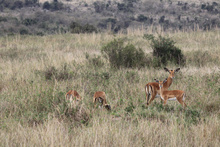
[25,0,38,7]
[70,22,82,33]
[43,1,50,10]
[12,1,23,9]
[101,39,146,69]
[50,0,64,11]
[22,18,37,26]
[70,22,97,34]
[82,24,97,33]
[20,28,29,35]
[42,0,64,11]
[0,16,7,22]
[93,2,105,13]
[144,34,185,66]
[137,14,148,22]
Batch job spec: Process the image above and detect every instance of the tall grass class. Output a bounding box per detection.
[0,29,220,146]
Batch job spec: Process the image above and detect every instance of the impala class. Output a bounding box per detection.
[65,90,82,108]
[93,91,111,111]
[145,67,180,106]
[154,78,187,108]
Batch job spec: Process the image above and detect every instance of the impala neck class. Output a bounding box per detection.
[159,86,164,98]
[163,76,172,89]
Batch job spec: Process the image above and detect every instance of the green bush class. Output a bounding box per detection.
[144,34,185,66]
[20,28,29,35]
[12,1,23,9]
[70,22,97,34]
[137,14,148,22]
[101,39,146,69]
[42,0,64,11]
[0,16,7,22]
[43,1,50,10]
[82,24,98,33]
[22,18,37,26]
[25,0,38,7]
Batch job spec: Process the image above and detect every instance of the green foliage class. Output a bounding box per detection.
[43,1,50,10]
[101,39,146,69]
[82,24,98,33]
[93,1,106,13]
[117,1,134,12]
[25,0,38,7]
[144,34,185,66]
[12,1,23,9]
[70,22,97,34]
[42,0,64,11]
[19,28,29,35]
[0,16,7,22]
[137,14,148,22]
[22,18,37,26]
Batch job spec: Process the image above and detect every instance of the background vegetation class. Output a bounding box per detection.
[0,0,220,35]
[0,28,220,146]
[0,0,220,146]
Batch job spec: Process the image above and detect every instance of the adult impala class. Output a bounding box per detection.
[154,78,187,108]
[65,90,82,108]
[145,67,180,106]
[93,91,111,111]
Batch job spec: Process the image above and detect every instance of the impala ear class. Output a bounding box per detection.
[164,67,170,73]
[163,78,167,84]
[175,68,180,72]
[154,79,159,83]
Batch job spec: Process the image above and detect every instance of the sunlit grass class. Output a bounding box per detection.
[0,29,220,146]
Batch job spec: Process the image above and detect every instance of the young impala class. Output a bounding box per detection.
[154,78,187,108]
[65,90,82,108]
[145,67,180,106]
[93,91,111,111]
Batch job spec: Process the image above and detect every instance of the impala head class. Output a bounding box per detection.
[98,97,103,104]
[164,67,180,79]
[76,95,82,102]
[154,78,167,89]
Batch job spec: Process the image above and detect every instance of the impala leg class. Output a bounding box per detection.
[177,97,187,109]
[146,93,151,105]
[160,98,163,104]
[163,98,167,106]
[147,93,156,106]
[93,97,96,108]
[183,102,187,108]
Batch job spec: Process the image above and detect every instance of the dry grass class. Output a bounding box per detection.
[0,29,220,146]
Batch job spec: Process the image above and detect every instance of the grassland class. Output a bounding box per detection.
[0,29,220,146]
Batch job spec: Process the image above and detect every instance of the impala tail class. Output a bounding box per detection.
[145,84,153,105]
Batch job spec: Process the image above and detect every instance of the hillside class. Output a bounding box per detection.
[0,0,220,35]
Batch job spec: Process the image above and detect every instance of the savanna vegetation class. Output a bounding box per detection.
[0,0,220,35]
[0,27,220,146]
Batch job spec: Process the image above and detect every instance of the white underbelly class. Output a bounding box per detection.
[155,94,160,98]
[168,97,177,101]
[160,96,177,101]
